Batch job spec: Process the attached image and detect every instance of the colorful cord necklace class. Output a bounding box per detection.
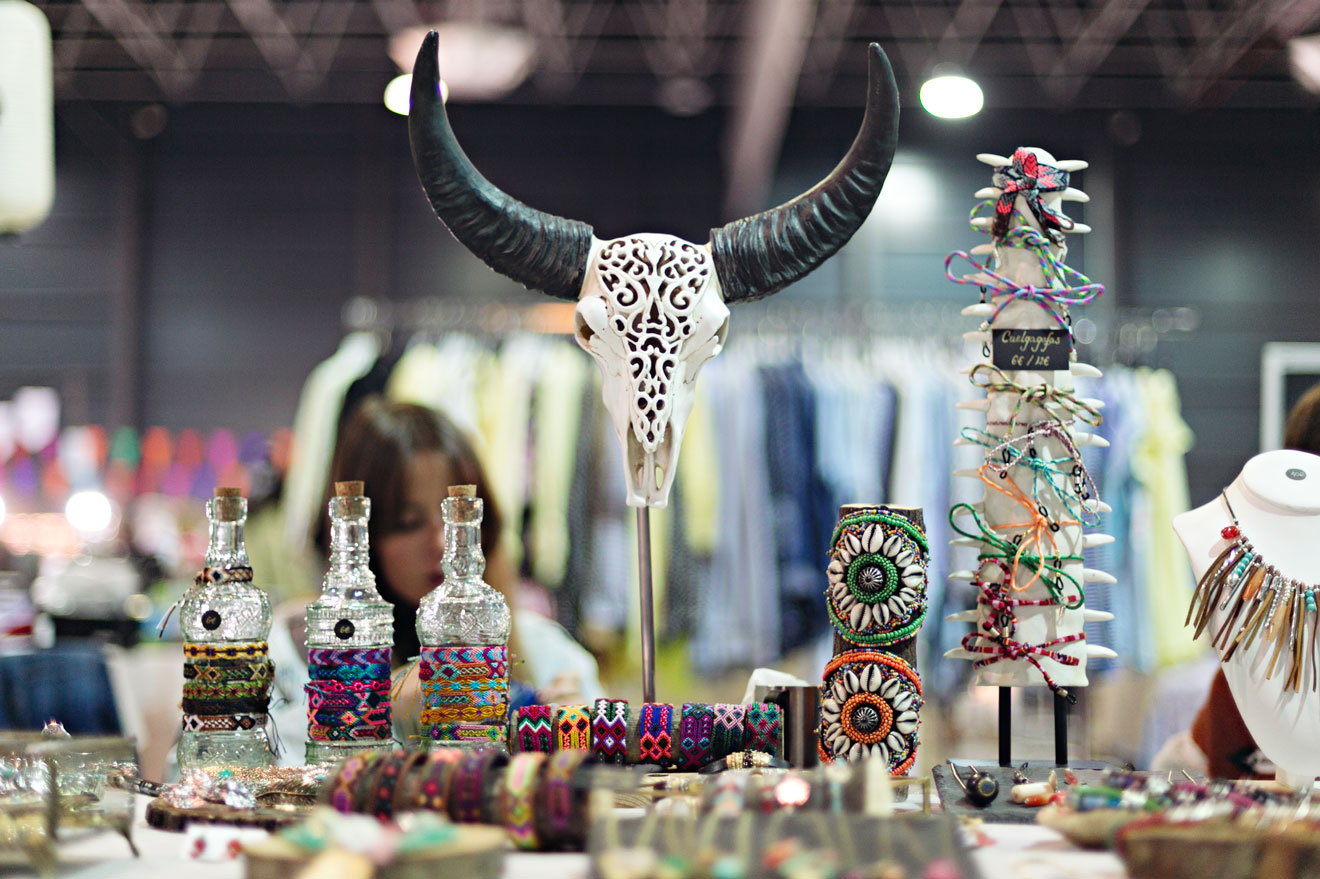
[1186,491,1320,693]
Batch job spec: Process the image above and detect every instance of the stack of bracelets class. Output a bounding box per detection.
[323,746,593,851]
[511,699,783,770]
[419,645,509,747]
[305,647,392,744]
[181,641,273,734]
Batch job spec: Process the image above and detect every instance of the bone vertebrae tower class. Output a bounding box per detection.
[944,149,1116,699]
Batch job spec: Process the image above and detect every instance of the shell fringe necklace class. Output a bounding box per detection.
[1186,491,1320,693]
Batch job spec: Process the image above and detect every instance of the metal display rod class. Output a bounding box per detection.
[636,507,657,705]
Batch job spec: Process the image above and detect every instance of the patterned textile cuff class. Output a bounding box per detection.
[638,703,675,766]
[710,703,746,761]
[535,749,592,850]
[448,748,510,824]
[515,705,555,754]
[501,752,546,849]
[744,702,783,756]
[591,699,629,765]
[412,749,464,812]
[678,703,715,770]
[554,706,592,751]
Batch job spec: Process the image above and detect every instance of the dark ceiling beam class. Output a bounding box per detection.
[1047,0,1155,102]
[1179,0,1320,103]
[80,0,197,98]
[933,0,1003,69]
[722,0,815,219]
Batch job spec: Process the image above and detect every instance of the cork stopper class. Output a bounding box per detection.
[335,481,364,497]
[448,484,477,498]
[211,487,245,521]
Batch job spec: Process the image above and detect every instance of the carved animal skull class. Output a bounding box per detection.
[408,31,899,507]
[575,235,727,506]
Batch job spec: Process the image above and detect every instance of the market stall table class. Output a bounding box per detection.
[45,794,1128,879]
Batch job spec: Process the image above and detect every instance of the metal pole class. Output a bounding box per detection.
[636,506,656,704]
[998,687,1012,767]
[1054,691,1069,766]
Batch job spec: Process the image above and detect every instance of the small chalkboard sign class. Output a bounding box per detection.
[992,328,1070,371]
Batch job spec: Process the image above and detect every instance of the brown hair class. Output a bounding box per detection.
[1284,383,1320,456]
[328,397,502,552]
[325,398,505,660]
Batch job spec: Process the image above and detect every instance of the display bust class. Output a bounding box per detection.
[1173,449,1320,789]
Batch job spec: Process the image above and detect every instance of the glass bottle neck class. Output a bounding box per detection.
[205,520,249,569]
[328,516,370,575]
[442,519,485,583]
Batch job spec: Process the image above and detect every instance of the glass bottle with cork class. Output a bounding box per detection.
[416,484,511,750]
[304,480,395,763]
[176,487,274,770]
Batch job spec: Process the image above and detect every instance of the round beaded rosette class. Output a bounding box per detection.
[818,651,922,773]
[826,508,928,645]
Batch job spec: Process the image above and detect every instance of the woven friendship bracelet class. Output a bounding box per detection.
[419,646,509,742]
[536,749,591,850]
[591,699,629,765]
[181,696,271,715]
[418,646,508,680]
[308,647,391,666]
[678,703,715,770]
[413,749,464,811]
[515,705,554,753]
[328,750,382,812]
[183,661,274,683]
[368,750,409,820]
[555,705,592,751]
[710,704,746,761]
[502,753,545,849]
[420,704,506,724]
[638,703,674,765]
[195,565,254,586]
[391,749,433,816]
[182,681,268,700]
[448,749,509,824]
[309,723,390,743]
[744,703,783,756]
[309,663,392,683]
[427,722,507,745]
[181,713,264,733]
[184,642,269,660]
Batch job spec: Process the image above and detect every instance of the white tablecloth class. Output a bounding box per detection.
[50,797,1126,879]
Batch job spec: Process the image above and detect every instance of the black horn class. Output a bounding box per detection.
[709,43,900,303]
[408,31,594,301]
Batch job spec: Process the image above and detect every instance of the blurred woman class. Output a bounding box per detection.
[326,397,602,740]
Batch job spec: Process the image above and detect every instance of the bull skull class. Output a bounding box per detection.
[408,31,899,507]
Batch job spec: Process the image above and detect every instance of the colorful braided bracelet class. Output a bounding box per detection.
[502,752,545,849]
[555,705,591,751]
[710,703,746,761]
[678,703,715,770]
[591,699,629,765]
[515,705,554,753]
[638,703,675,766]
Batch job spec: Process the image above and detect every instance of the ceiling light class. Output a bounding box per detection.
[384,74,449,115]
[388,22,533,102]
[919,73,984,119]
